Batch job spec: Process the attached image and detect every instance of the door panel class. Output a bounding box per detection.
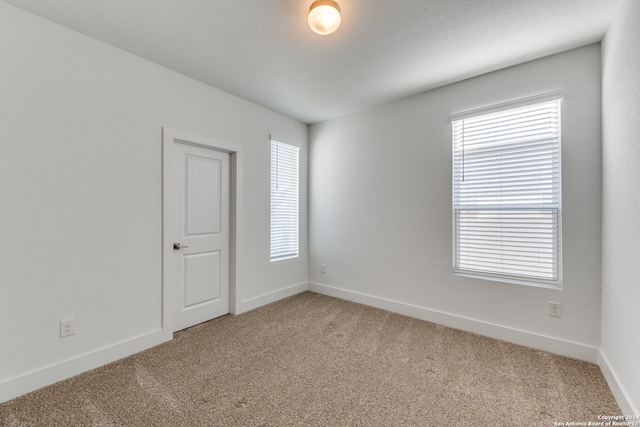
[186,155,222,235]
[183,251,221,307]
[173,142,230,332]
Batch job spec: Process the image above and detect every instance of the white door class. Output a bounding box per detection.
[171,141,230,331]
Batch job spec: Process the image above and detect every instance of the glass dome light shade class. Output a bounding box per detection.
[308,0,341,35]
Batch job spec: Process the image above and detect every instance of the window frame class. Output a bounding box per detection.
[270,138,300,262]
[451,93,563,289]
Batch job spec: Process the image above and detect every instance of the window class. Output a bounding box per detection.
[452,95,562,287]
[270,139,299,261]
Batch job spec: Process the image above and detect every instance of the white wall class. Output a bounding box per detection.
[309,45,603,361]
[0,2,307,403]
[601,0,640,415]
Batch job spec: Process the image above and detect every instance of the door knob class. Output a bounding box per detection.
[173,243,189,250]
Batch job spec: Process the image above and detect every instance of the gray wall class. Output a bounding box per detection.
[309,45,603,359]
[3,0,637,412]
[0,2,308,402]
[602,0,640,414]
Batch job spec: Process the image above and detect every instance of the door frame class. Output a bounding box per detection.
[162,127,242,334]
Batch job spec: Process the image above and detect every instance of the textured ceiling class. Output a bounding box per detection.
[2,0,622,123]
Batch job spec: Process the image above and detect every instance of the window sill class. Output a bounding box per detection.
[453,271,562,290]
[270,255,299,263]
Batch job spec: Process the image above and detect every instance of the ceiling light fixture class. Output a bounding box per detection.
[308,0,341,35]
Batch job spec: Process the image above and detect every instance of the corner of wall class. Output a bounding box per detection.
[598,350,639,415]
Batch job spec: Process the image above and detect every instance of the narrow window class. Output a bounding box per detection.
[270,139,299,261]
[452,96,562,287]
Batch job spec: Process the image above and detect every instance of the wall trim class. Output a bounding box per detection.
[1,281,308,404]
[238,282,309,314]
[598,350,639,415]
[308,282,599,363]
[5,284,626,410]
[0,329,171,404]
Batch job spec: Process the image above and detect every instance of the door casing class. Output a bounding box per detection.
[162,127,242,333]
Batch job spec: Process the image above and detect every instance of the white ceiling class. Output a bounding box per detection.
[3,0,621,124]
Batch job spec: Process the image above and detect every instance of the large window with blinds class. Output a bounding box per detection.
[270,139,299,261]
[452,95,562,287]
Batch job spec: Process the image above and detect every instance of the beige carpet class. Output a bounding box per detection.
[0,292,621,426]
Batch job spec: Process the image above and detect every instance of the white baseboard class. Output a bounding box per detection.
[238,282,309,314]
[1,283,310,404]
[0,329,171,404]
[598,350,639,415]
[4,283,620,409]
[308,282,599,363]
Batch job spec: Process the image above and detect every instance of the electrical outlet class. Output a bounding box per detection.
[549,302,562,318]
[321,264,326,274]
[60,318,75,337]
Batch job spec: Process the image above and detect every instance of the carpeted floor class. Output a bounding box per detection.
[0,291,621,426]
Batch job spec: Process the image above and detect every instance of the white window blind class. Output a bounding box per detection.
[452,97,562,287]
[270,140,299,261]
